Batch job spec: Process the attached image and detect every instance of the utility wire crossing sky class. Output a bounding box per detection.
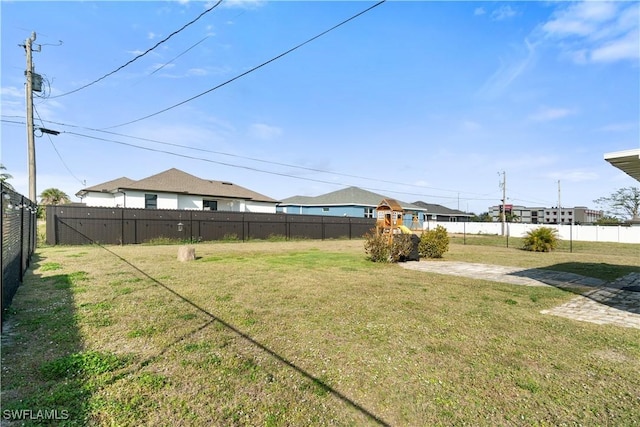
[1,1,638,214]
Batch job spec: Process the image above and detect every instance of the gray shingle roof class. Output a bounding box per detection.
[412,201,471,216]
[77,168,276,202]
[280,186,426,211]
[76,177,136,196]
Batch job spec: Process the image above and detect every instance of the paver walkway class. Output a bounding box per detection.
[399,261,640,330]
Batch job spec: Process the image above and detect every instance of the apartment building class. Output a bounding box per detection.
[489,205,603,224]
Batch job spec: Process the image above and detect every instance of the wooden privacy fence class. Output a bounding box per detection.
[46,206,376,245]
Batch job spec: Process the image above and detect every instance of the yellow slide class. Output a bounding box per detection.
[398,225,413,234]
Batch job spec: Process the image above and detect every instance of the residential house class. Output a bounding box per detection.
[76,168,278,213]
[412,201,473,222]
[278,186,427,229]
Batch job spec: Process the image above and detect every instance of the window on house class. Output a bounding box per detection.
[449,217,457,222]
[322,207,329,212]
[145,194,157,209]
[364,207,374,218]
[203,200,218,211]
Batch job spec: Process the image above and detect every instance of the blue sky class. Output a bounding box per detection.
[1,0,638,214]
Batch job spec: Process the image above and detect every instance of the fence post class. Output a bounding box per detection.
[121,208,124,245]
[463,221,466,245]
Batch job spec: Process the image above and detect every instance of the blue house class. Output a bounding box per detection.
[278,186,428,229]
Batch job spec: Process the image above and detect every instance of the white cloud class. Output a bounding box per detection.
[150,63,175,72]
[474,7,486,16]
[187,68,208,76]
[591,30,640,62]
[249,123,282,140]
[596,122,637,132]
[477,38,537,99]
[543,2,617,37]
[541,1,639,64]
[147,32,158,40]
[219,0,265,10]
[528,107,574,122]
[461,120,481,131]
[492,5,518,21]
[413,180,431,187]
[1,86,23,98]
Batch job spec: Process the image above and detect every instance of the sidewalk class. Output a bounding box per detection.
[399,261,640,330]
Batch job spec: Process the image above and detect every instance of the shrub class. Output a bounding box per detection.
[364,229,414,263]
[364,230,391,262]
[419,225,449,258]
[522,227,559,252]
[391,234,414,262]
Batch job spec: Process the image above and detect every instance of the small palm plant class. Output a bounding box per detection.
[522,227,559,252]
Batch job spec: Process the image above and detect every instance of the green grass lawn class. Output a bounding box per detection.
[1,239,639,426]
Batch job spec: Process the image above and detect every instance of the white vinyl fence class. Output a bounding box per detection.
[424,221,640,244]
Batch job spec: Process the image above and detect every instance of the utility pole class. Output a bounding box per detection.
[499,171,506,236]
[557,180,561,224]
[24,32,40,203]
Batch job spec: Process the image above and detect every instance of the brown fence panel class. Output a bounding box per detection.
[50,206,123,245]
[348,218,377,238]
[46,206,376,245]
[323,222,351,239]
[287,214,323,239]
[193,211,245,241]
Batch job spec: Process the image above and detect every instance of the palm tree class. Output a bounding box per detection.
[0,163,14,190]
[506,212,520,223]
[39,188,71,205]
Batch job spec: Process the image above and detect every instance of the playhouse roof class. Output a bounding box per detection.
[377,198,404,211]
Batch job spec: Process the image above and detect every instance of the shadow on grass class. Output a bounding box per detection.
[509,262,640,316]
[0,253,101,426]
[104,246,391,426]
[41,227,392,426]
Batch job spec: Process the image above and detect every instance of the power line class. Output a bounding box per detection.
[33,106,85,186]
[49,0,223,99]
[104,0,387,129]
[62,129,497,202]
[3,115,498,199]
[146,36,210,78]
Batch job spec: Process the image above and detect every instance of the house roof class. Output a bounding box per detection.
[280,186,426,211]
[412,201,471,217]
[77,177,136,195]
[76,168,277,202]
[604,149,640,182]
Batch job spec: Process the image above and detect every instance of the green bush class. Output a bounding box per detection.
[364,229,413,263]
[419,225,450,258]
[522,227,559,252]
